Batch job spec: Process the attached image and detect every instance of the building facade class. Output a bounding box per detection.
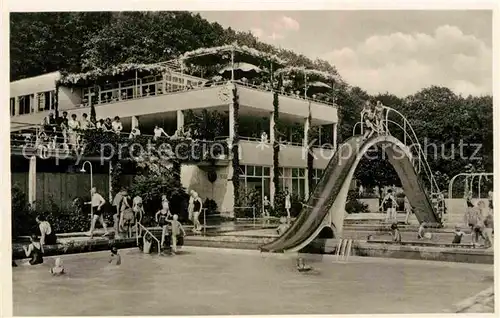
[10,59,338,216]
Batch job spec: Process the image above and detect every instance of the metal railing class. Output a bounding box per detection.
[448,172,493,200]
[11,125,228,160]
[234,206,258,227]
[136,223,161,255]
[233,80,336,107]
[215,135,304,147]
[355,105,444,221]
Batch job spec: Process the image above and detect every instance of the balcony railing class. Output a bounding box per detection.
[10,124,229,162]
[73,78,336,109]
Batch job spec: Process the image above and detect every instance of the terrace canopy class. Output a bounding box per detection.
[57,62,179,87]
[180,44,286,81]
[275,66,343,99]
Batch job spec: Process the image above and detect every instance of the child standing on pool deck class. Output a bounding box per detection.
[170,214,186,254]
[417,222,427,239]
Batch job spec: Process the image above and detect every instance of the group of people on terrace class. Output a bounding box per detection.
[32,111,196,152]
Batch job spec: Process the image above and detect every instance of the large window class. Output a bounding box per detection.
[10,98,15,116]
[239,165,271,204]
[18,94,33,115]
[311,168,324,189]
[37,91,54,111]
[280,167,306,199]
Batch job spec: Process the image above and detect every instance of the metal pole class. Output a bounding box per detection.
[304,68,307,99]
[231,48,235,82]
[403,120,407,145]
[203,208,206,236]
[270,62,273,89]
[253,206,256,227]
[135,70,138,98]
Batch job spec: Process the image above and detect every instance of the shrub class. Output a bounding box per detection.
[235,188,261,218]
[38,197,90,234]
[203,198,218,215]
[345,190,370,214]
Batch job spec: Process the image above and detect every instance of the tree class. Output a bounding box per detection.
[184,109,229,140]
[10,12,113,80]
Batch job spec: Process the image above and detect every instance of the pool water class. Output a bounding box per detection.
[13,247,493,315]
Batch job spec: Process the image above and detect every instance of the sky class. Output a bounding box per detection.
[197,10,492,97]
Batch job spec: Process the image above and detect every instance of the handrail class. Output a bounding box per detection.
[137,223,161,255]
[214,135,303,147]
[384,106,440,193]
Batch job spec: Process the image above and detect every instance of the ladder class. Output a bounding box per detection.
[335,238,353,262]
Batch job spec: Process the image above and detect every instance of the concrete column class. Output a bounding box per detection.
[162,73,167,94]
[176,110,184,131]
[269,111,275,143]
[269,111,276,205]
[333,122,338,150]
[30,94,36,113]
[303,117,310,147]
[228,103,235,142]
[270,168,275,206]
[34,93,40,113]
[15,96,20,116]
[304,117,310,200]
[28,156,37,207]
[108,161,113,202]
[131,116,139,129]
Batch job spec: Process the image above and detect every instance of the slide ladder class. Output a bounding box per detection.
[355,106,445,221]
[335,238,353,262]
[261,105,443,253]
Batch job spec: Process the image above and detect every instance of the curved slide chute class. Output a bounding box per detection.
[260,135,441,253]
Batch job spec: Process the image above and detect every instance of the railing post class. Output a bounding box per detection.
[403,120,407,145]
[253,206,256,227]
[360,114,364,137]
[203,208,207,236]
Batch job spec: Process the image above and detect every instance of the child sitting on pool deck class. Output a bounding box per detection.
[391,223,401,243]
[22,234,43,266]
[417,222,427,239]
[108,246,121,265]
[50,258,65,275]
[452,225,466,244]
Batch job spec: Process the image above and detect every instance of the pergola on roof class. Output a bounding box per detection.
[179,44,287,70]
[58,62,175,86]
[275,66,343,84]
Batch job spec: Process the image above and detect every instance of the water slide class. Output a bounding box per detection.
[260,135,441,253]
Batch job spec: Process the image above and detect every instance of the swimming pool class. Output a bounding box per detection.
[13,247,493,315]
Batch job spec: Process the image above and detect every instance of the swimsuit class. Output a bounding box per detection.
[29,244,43,265]
[40,222,57,245]
[158,212,170,227]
